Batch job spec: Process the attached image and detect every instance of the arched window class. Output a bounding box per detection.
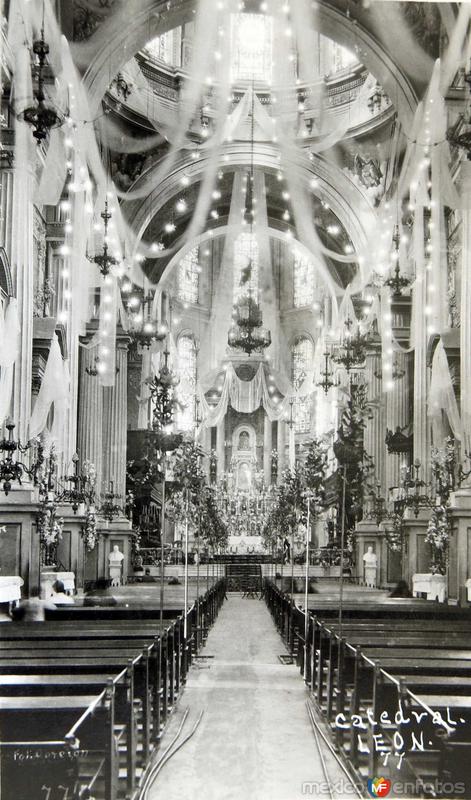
[177,335,197,431]
[293,251,315,308]
[178,247,200,305]
[291,337,313,433]
[233,232,259,301]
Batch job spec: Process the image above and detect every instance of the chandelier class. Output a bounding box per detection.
[331,318,369,372]
[384,225,410,298]
[126,287,167,351]
[87,199,120,277]
[228,280,272,356]
[316,351,339,395]
[227,83,270,357]
[146,347,183,452]
[20,28,66,142]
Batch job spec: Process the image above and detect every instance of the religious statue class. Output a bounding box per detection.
[108,545,124,587]
[363,546,378,588]
[238,431,250,451]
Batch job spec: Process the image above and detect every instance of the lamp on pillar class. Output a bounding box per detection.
[86,199,120,278]
[59,453,96,513]
[99,481,122,522]
[0,419,44,495]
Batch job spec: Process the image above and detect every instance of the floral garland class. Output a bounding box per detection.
[38,501,63,547]
[82,507,98,551]
[425,504,449,575]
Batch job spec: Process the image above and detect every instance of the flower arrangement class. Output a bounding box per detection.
[385,513,404,553]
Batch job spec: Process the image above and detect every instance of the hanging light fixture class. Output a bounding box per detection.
[20,26,66,142]
[384,225,410,298]
[316,351,338,395]
[331,318,369,372]
[126,287,168,352]
[227,83,271,356]
[87,199,120,277]
[146,346,183,452]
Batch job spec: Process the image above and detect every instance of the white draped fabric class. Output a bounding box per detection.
[0,299,20,425]
[428,339,462,443]
[197,361,314,427]
[29,334,70,446]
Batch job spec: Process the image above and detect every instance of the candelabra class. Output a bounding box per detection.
[396,460,432,518]
[368,482,390,525]
[59,453,96,513]
[228,286,271,356]
[0,419,44,495]
[85,355,120,377]
[374,356,406,381]
[86,199,120,277]
[99,481,122,522]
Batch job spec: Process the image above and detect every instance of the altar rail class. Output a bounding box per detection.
[264,580,471,797]
[0,579,226,800]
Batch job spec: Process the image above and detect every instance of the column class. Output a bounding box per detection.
[461,209,471,462]
[8,129,34,443]
[385,352,410,493]
[78,345,103,498]
[216,418,225,480]
[412,202,430,481]
[263,414,272,485]
[277,420,286,482]
[363,348,386,495]
[102,340,128,501]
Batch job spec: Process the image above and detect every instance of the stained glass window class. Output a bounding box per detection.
[230,13,273,84]
[293,252,315,308]
[178,247,200,305]
[233,232,259,301]
[291,337,313,434]
[177,335,197,431]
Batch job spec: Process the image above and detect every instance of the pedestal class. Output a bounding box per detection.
[0,576,24,604]
[41,571,75,599]
[412,573,447,603]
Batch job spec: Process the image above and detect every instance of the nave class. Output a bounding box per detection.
[144,593,347,800]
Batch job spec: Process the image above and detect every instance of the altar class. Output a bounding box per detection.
[228,535,265,555]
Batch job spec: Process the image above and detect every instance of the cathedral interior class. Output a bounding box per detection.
[2,1,471,798]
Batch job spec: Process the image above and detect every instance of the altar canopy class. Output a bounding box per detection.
[197,361,315,427]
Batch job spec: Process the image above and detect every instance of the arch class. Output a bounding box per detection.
[232,423,256,453]
[0,247,14,298]
[82,0,418,127]
[126,148,376,285]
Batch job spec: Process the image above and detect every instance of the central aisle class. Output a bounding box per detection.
[148,595,346,800]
